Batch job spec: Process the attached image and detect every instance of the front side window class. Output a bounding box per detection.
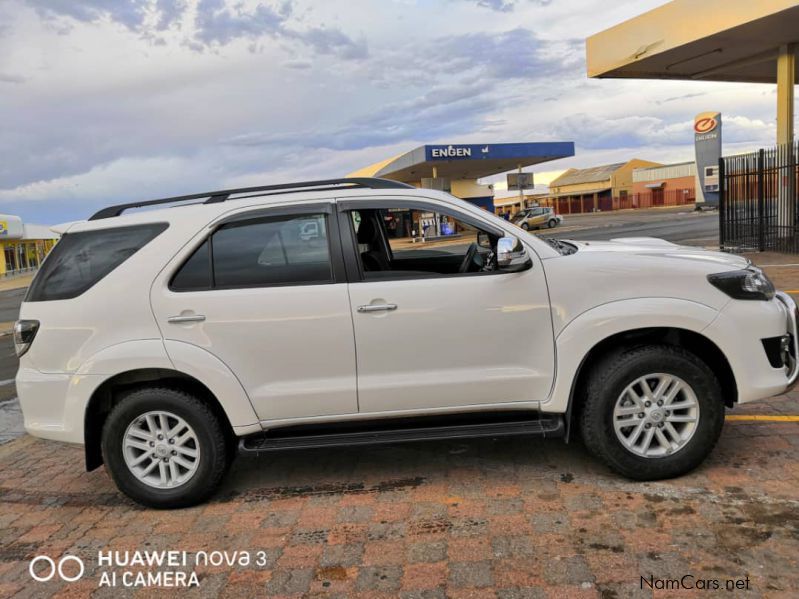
[349,206,498,279]
[171,213,332,291]
[26,223,168,302]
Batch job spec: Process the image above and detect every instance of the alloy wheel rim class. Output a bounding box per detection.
[122,411,200,488]
[612,373,700,458]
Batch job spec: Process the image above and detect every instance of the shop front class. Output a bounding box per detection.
[0,215,59,276]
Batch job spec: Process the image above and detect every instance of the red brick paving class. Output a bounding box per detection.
[1,391,798,597]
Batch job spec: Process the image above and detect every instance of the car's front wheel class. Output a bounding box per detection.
[579,345,724,480]
[101,387,230,508]
[521,222,529,230]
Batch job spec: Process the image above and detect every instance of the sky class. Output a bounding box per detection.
[0,0,790,224]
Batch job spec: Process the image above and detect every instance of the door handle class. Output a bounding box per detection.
[357,304,398,313]
[167,314,206,323]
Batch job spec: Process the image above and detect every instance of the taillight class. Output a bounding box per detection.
[13,320,39,357]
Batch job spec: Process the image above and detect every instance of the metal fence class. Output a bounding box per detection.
[720,142,799,253]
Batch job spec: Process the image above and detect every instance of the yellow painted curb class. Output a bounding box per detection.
[725,415,799,422]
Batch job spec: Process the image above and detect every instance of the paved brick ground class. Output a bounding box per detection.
[1,252,798,597]
[1,392,798,598]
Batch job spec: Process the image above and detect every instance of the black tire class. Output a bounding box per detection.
[547,219,557,228]
[579,345,724,480]
[521,222,529,230]
[101,387,230,509]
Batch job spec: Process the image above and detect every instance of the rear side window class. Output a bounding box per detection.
[170,240,211,291]
[26,223,168,302]
[170,213,332,291]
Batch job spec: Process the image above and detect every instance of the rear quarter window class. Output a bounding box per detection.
[25,223,168,302]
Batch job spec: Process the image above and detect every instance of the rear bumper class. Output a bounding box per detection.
[16,367,104,444]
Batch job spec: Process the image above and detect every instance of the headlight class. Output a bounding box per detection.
[13,320,39,357]
[707,268,775,301]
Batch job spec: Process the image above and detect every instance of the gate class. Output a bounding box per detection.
[720,142,799,253]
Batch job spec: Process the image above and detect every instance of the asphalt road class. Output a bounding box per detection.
[0,287,25,323]
[0,335,19,442]
[536,206,719,247]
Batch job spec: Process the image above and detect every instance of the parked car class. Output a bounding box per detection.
[298,220,320,241]
[15,177,797,508]
[512,206,562,230]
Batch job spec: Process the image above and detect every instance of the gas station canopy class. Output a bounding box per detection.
[586,0,799,83]
[350,142,575,183]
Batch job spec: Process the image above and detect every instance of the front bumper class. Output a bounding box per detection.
[775,291,799,390]
[703,292,799,404]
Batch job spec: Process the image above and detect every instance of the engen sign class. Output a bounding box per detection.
[694,111,722,207]
[429,145,474,159]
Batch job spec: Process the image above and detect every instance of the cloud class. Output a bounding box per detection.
[293,26,367,60]
[554,113,775,150]
[0,73,26,83]
[430,28,581,80]
[26,0,152,30]
[193,0,288,46]
[474,0,515,11]
[223,81,501,151]
[0,147,286,222]
[0,141,409,223]
[461,0,552,11]
[722,115,776,144]
[23,0,367,59]
[282,59,312,70]
[553,114,684,149]
[1,0,783,225]
[218,27,580,153]
[656,92,707,105]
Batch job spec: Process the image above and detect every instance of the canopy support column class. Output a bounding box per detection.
[777,44,795,145]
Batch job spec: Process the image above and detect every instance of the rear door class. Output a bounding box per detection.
[150,202,358,422]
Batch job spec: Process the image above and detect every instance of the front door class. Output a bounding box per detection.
[150,203,358,422]
[340,199,555,414]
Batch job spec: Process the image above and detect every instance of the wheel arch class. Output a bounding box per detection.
[564,327,737,440]
[84,368,239,471]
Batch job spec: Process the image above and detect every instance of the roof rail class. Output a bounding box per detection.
[88,177,414,221]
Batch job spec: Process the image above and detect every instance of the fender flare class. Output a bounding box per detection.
[77,339,260,430]
[544,298,723,414]
[163,339,260,429]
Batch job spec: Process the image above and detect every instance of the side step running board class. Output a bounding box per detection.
[239,416,565,455]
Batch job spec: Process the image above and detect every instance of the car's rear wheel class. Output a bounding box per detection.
[579,345,724,480]
[101,387,230,508]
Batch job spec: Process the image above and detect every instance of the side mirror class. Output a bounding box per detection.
[497,235,532,272]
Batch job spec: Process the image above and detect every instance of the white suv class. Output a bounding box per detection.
[15,177,798,508]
